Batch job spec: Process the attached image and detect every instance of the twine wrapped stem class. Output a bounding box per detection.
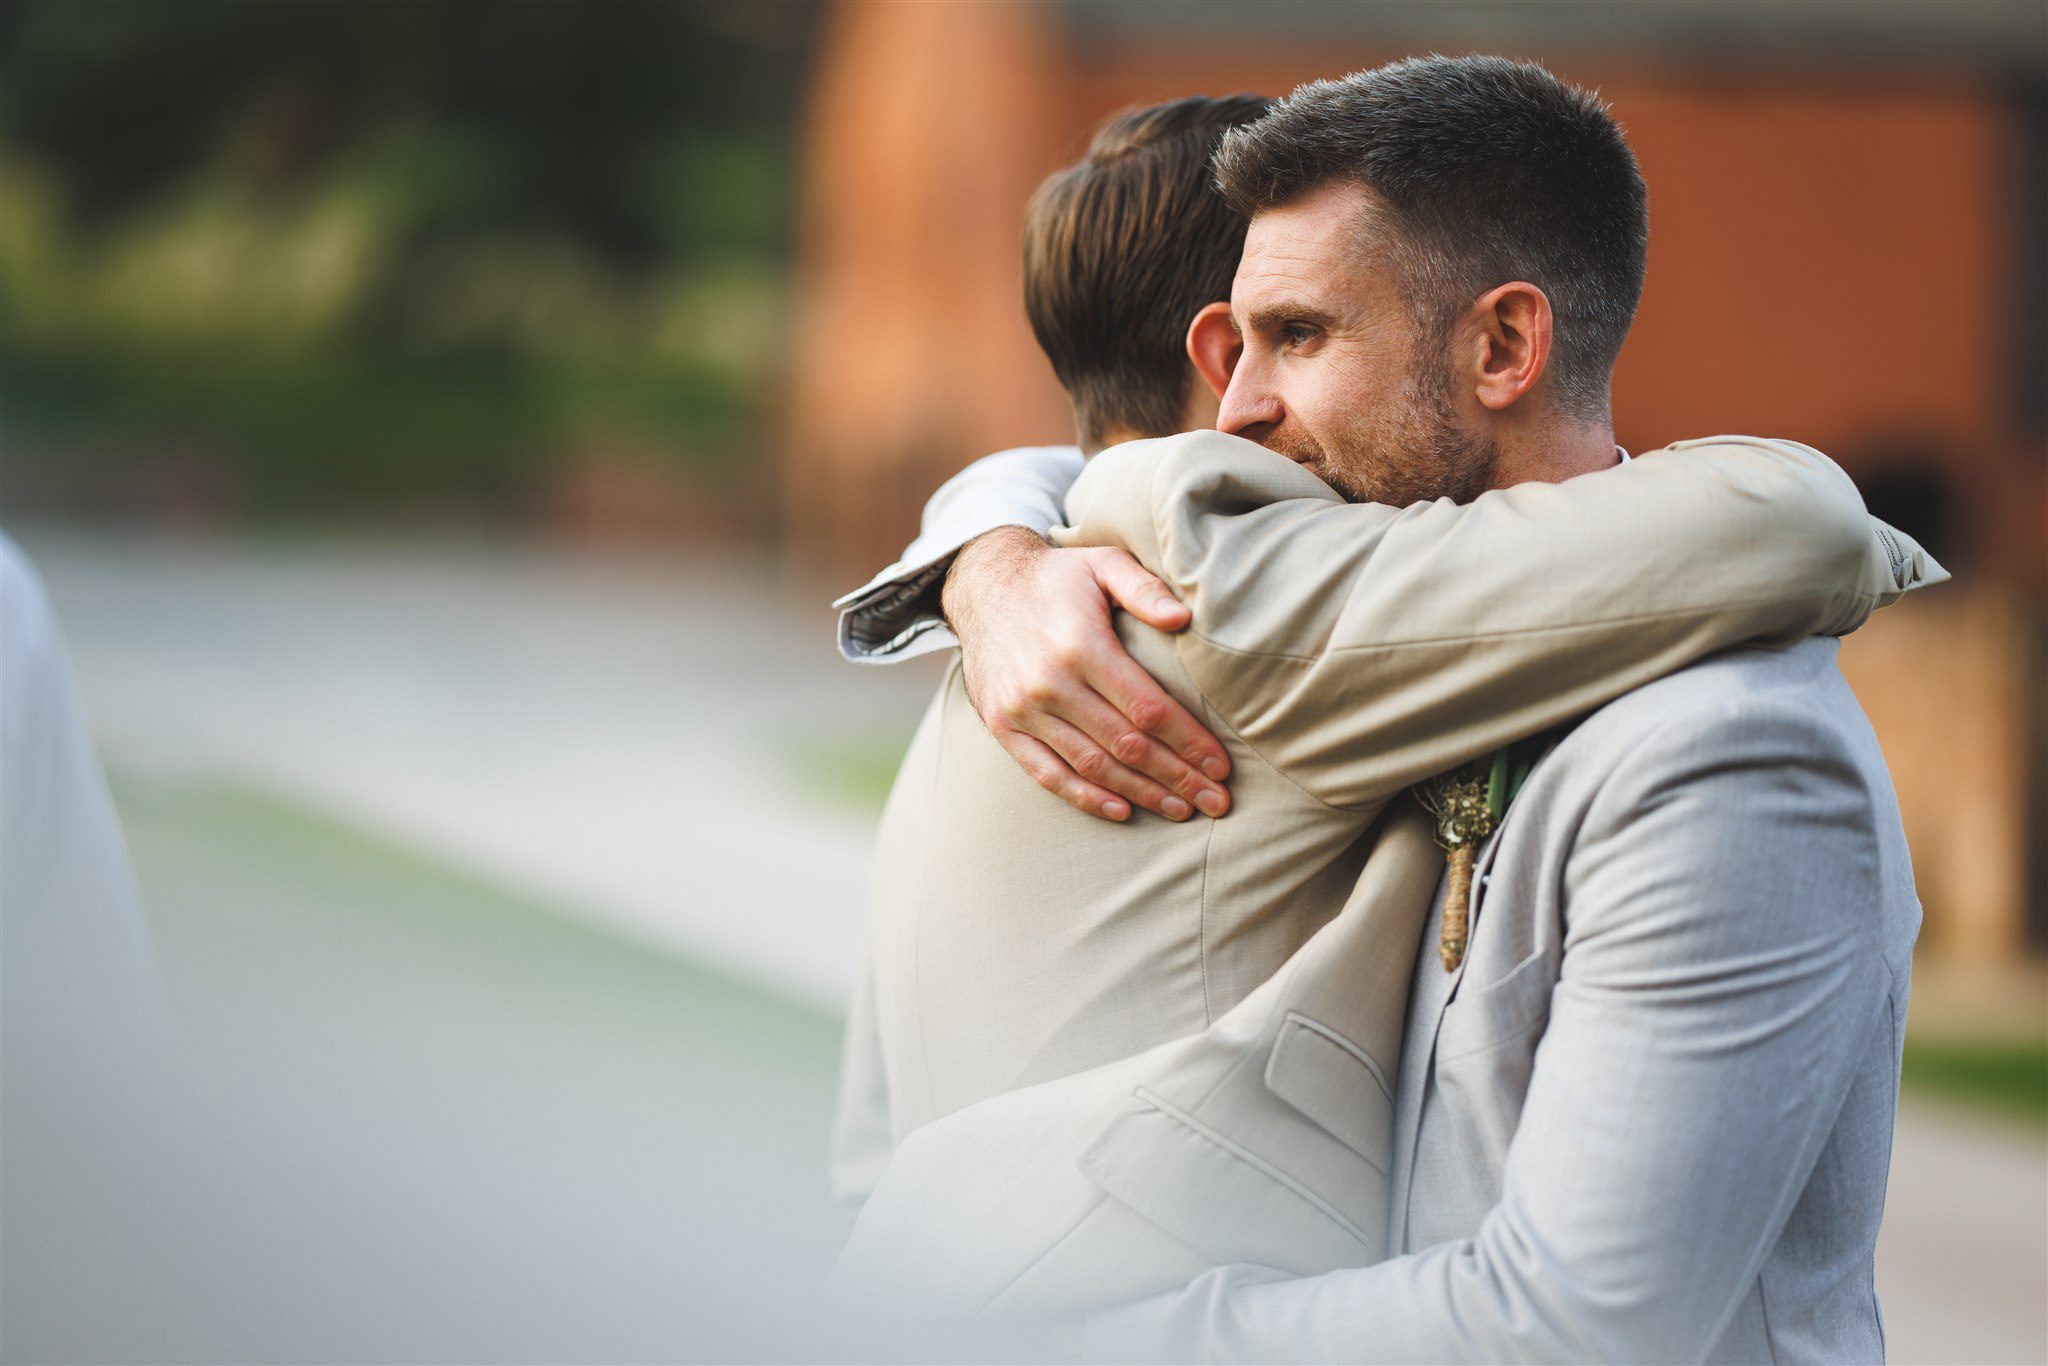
[1440,843,1475,971]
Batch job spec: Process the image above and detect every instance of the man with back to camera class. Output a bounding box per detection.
[834,59,1941,1361]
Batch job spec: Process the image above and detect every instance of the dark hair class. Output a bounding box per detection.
[1023,94,1274,448]
[1212,55,1647,421]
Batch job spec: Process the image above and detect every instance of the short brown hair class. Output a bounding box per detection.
[1212,57,1646,423]
[1023,94,1272,449]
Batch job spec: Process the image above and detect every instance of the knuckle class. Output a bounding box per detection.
[1072,747,1108,780]
[1126,696,1168,731]
[1122,779,1164,807]
[1110,731,1149,765]
[1054,623,1099,661]
[1022,670,1062,706]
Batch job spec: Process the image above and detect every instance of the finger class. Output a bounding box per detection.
[1048,688,1220,819]
[1029,712,1193,822]
[991,726,1130,822]
[1088,650,1234,792]
[1088,549,1190,632]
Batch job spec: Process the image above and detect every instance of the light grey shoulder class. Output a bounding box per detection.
[1558,637,1879,778]
[1564,634,1875,741]
[1529,637,1919,970]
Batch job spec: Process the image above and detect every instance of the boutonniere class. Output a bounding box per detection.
[1415,737,1555,971]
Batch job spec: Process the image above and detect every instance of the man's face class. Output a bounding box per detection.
[1218,180,1497,506]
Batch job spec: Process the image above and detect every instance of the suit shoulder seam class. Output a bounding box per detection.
[1181,589,1881,664]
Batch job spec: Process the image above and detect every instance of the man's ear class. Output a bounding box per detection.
[1468,281,1553,412]
[1185,301,1240,400]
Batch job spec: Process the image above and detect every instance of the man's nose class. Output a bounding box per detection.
[1217,375,1284,438]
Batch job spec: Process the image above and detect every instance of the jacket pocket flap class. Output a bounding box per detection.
[1078,1086,1375,1276]
[1263,1011,1393,1175]
[1435,946,1554,1063]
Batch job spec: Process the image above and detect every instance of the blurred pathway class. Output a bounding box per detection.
[1877,1099,2046,1364]
[24,526,942,1012]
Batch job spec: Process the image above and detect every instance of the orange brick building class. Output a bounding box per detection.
[785,0,2047,971]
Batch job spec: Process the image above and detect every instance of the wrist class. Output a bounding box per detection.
[940,525,1048,628]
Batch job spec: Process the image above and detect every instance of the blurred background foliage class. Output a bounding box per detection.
[0,0,819,526]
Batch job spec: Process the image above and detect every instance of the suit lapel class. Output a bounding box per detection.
[1385,823,1510,1253]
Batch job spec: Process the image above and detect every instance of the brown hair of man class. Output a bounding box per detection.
[1022,93,1274,451]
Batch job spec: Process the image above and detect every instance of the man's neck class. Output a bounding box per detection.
[1078,382,1215,455]
[1082,424,1160,457]
[1487,417,1620,489]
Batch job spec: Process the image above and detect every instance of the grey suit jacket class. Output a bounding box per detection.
[1084,636,1920,1364]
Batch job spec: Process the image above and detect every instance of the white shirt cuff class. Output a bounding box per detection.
[832,444,1082,665]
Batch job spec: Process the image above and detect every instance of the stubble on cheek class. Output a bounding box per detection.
[1261,414,1412,506]
[1247,338,1496,507]
[1298,403,1440,507]
[1314,354,1498,508]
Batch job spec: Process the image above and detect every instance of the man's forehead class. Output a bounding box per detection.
[1244,180,1370,258]
[1232,181,1376,314]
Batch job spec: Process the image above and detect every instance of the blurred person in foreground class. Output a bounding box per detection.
[0,530,157,1046]
[1,532,162,1356]
[828,59,1943,1363]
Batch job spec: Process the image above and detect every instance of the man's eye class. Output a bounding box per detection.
[1281,324,1317,347]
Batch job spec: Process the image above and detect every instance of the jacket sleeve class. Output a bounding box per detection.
[834,445,1084,664]
[1058,430,1944,810]
[1079,701,1893,1363]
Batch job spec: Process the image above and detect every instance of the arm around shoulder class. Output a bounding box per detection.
[1065,432,1942,810]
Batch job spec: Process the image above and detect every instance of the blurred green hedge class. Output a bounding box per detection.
[0,0,817,521]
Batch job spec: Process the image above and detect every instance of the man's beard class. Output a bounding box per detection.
[1273,351,1500,507]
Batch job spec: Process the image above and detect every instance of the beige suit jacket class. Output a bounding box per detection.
[831,432,1940,1333]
